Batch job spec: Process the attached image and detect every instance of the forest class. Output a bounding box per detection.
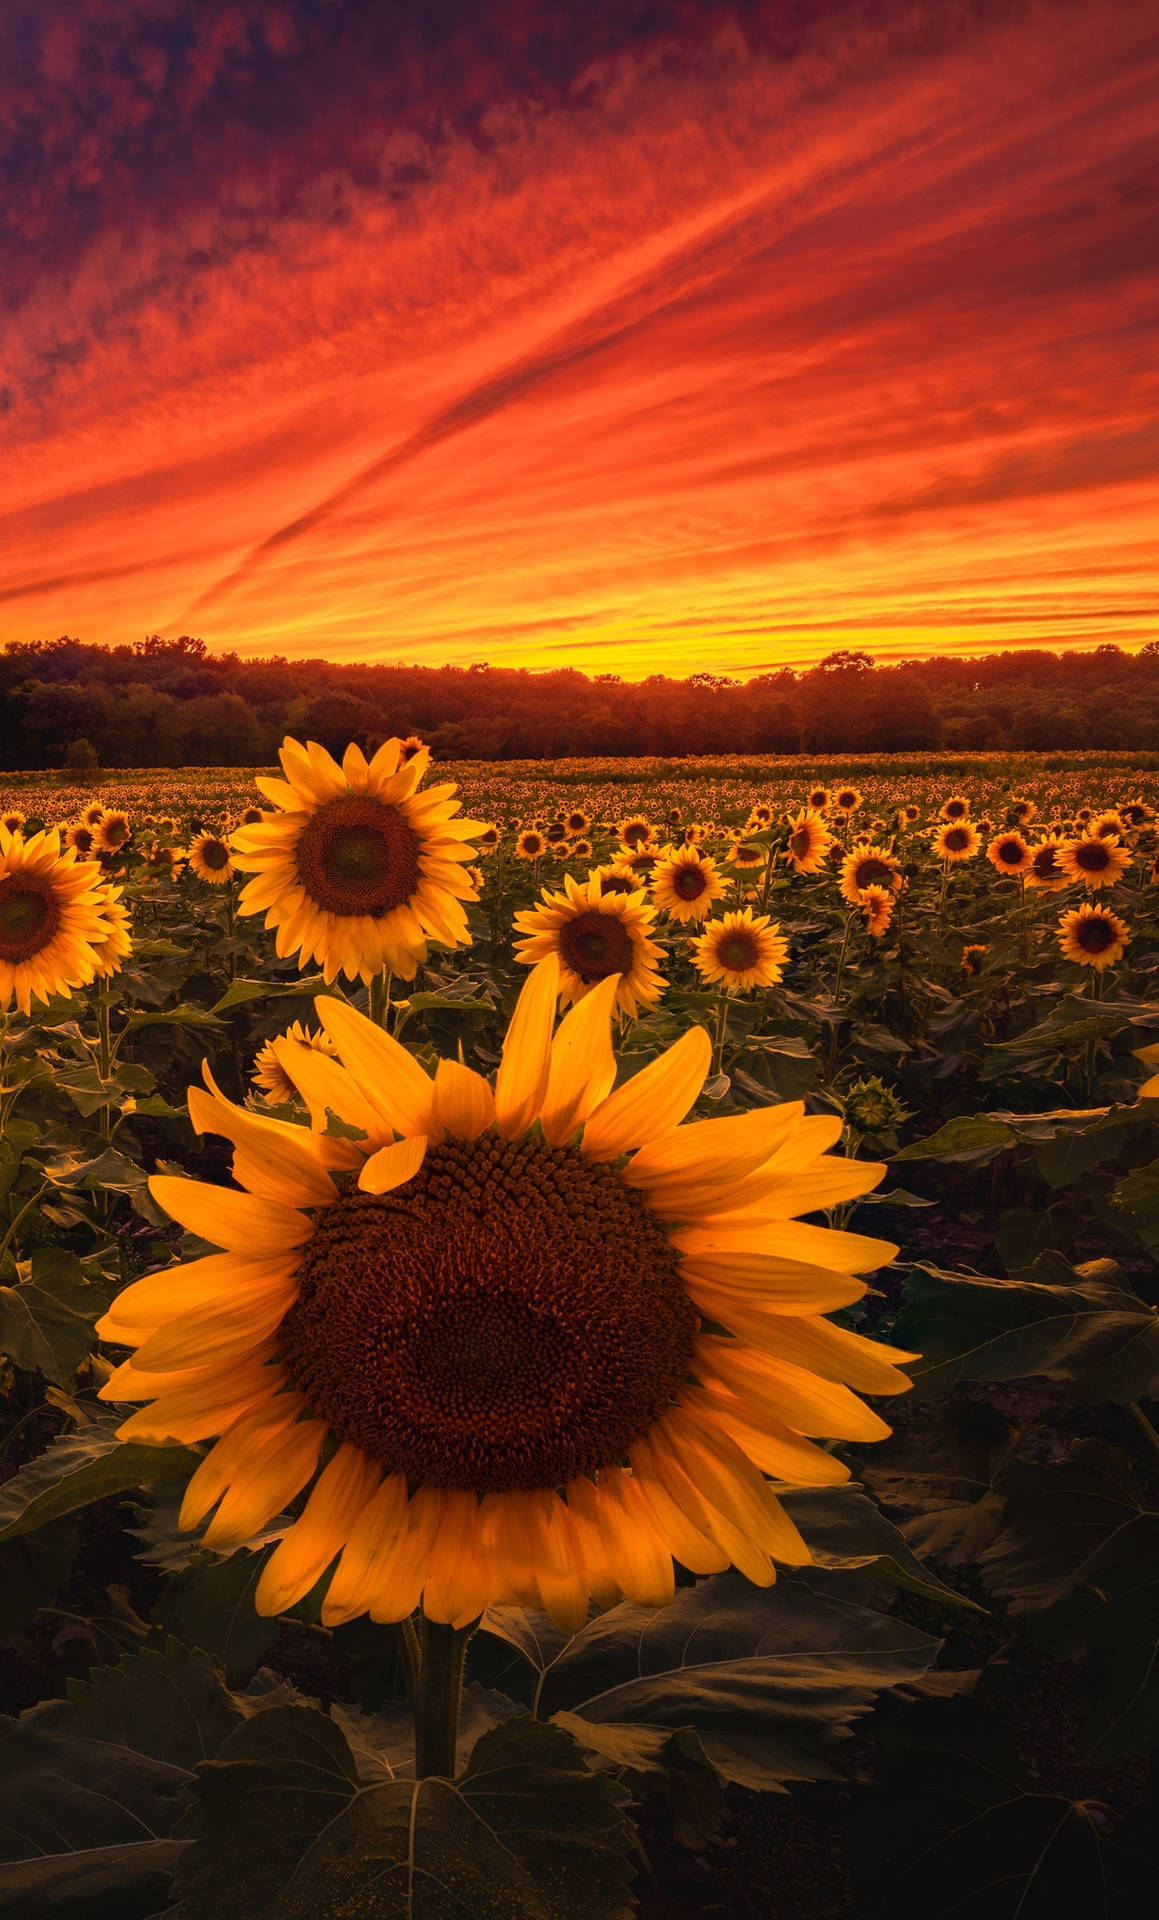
[2,633,1158,768]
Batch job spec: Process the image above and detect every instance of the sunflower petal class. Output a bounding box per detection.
[539,972,619,1148]
[358,1134,428,1194]
[582,1024,711,1161]
[255,1443,382,1614]
[494,956,559,1140]
[432,1060,495,1142]
[316,997,436,1137]
[148,1176,311,1255]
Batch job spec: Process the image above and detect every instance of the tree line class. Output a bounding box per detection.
[1,634,1156,768]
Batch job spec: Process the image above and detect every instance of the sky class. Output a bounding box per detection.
[2,0,1156,678]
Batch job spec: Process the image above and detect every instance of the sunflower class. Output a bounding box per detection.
[1009,798,1035,824]
[64,821,99,856]
[681,823,708,846]
[1057,902,1129,972]
[1076,808,1093,824]
[252,1020,340,1105]
[691,909,788,990]
[571,840,594,862]
[617,816,655,850]
[0,827,114,1015]
[938,795,970,822]
[1025,832,1070,891]
[146,844,185,880]
[96,964,911,1630]
[807,787,831,811]
[858,886,894,938]
[398,736,426,764]
[516,829,546,860]
[902,804,921,824]
[665,808,682,826]
[1120,799,1153,828]
[1057,833,1130,890]
[746,804,775,829]
[80,801,106,828]
[618,846,659,879]
[514,874,665,1018]
[545,822,569,847]
[1,809,26,834]
[839,842,901,907]
[231,737,481,985]
[728,841,767,871]
[476,822,501,853]
[240,806,268,826]
[1091,810,1127,840]
[594,864,638,897]
[95,811,132,853]
[1133,1040,1159,1099]
[188,832,234,885]
[961,944,987,976]
[833,788,862,813]
[933,821,981,863]
[987,830,1031,877]
[785,810,833,875]
[651,845,726,924]
[90,884,133,979]
[564,810,591,837]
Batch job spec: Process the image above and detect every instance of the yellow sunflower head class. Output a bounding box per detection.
[1058,833,1130,890]
[1120,799,1153,827]
[476,822,501,853]
[987,830,1031,877]
[618,845,659,878]
[934,821,981,863]
[858,885,894,938]
[564,810,591,837]
[0,827,115,1015]
[650,845,726,924]
[240,806,267,826]
[80,800,107,828]
[90,884,133,979]
[1076,807,1093,824]
[728,840,766,870]
[231,737,482,985]
[571,840,594,862]
[839,842,901,906]
[515,829,546,860]
[747,804,775,828]
[903,804,921,823]
[808,787,831,811]
[1057,902,1129,972]
[617,815,655,850]
[833,788,862,813]
[1091,810,1127,840]
[1009,797,1035,823]
[594,863,638,897]
[188,832,234,885]
[96,961,912,1631]
[252,1019,341,1105]
[1025,832,1069,891]
[961,943,988,975]
[95,810,132,853]
[690,908,788,991]
[513,874,665,1018]
[398,736,426,764]
[1,809,26,834]
[64,820,99,856]
[938,794,970,822]
[784,810,833,875]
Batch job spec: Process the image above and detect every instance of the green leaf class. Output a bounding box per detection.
[895,1256,1159,1401]
[0,1251,106,1386]
[175,1707,636,1920]
[893,1114,1014,1167]
[780,1484,981,1609]
[120,1004,228,1034]
[486,1572,938,1791]
[862,1401,1012,1568]
[980,1440,1159,1760]
[0,1417,200,1542]
[845,1695,1155,1920]
[152,1548,278,1686]
[211,975,330,1014]
[1110,1160,1159,1251]
[0,1519,80,1650]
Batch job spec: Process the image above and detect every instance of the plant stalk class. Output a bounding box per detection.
[414,1615,474,1780]
[369,969,393,1030]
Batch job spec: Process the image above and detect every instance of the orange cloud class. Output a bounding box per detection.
[2,0,1156,675]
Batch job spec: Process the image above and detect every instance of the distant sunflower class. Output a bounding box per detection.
[728,841,767,871]
[564,810,591,837]
[146,844,185,880]
[682,823,708,846]
[902,804,921,824]
[0,827,114,1015]
[95,811,132,853]
[961,943,987,975]
[785,810,833,875]
[398,736,425,764]
[90,885,133,979]
[1057,902,1128,972]
[64,821,98,856]
[594,863,638,896]
[1076,807,1094,824]
[476,822,501,853]
[839,842,901,906]
[651,845,725,924]
[515,829,546,860]
[1009,798,1035,824]
[665,807,682,826]
[80,801,107,828]
[939,795,970,823]
[807,787,831,811]
[514,873,665,1017]
[619,846,659,879]
[1120,799,1152,828]
[571,840,593,862]
[747,804,775,828]
[1025,832,1070,891]
[987,830,1032,877]
[545,821,569,847]
[691,909,789,991]
[1091,810,1127,840]
[617,816,655,850]
[934,822,981,863]
[253,1019,340,1105]
[232,737,481,984]
[1058,834,1130,890]
[833,788,862,814]
[188,832,234,885]
[96,962,911,1630]
[858,886,894,938]
[1,809,26,834]
[240,807,267,826]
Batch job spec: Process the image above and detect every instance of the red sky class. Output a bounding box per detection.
[2,0,1156,677]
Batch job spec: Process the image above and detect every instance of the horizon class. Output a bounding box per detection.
[3,0,1157,673]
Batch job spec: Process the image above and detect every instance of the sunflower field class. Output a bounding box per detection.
[1,739,1158,1919]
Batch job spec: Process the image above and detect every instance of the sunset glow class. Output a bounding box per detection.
[3,0,1156,675]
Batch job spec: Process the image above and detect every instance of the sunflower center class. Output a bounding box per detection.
[1077,917,1114,952]
[789,829,811,859]
[1076,842,1109,871]
[673,865,708,900]
[201,839,230,870]
[295,796,421,918]
[852,856,893,888]
[278,1136,696,1492]
[0,877,60,961]
[943,828,970,852]
[558,911,634,980]
[719,931,759,970]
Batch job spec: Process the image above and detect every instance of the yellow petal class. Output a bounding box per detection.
[681,1259,865,1317]
[431,1059,495,1142]
[623,1101,805,1195]
[321,1474,410,1626]
[316,997,436,1137]
[700,1155,887,1220]
[681,1383,852,1486]
[628,1434,730,1574]
[148,1176,312,1255]
[737,1312,917,1395]
[255,1443,382,1614]
[366,1487,444,1623]
[115,1367,283,1444]
[132,1283,296,1372]
[205,1417,327,1551]
[421,1491,490,1625]
[187,1081,336,1208]
[494,956,559,1141]
[656,1405,810,1563]
[590,1468,675,1607]
[695,1336,893,1441]
[539,972,619,1148]
[676,1219,898,1274]
[179,1395,309,1530]
[96,1252,295,1344]
[271,1038,386,1140]
[357,1134,428,1194]
[582,1024,711,1161]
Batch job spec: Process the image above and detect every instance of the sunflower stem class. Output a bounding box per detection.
[711,987,730,1078]
[393,1615,421,1710]
[96,987,113,1144]
[414,1614,475,1780]
[369,969,392,1030]
[833,911,854,1002]
[1129,1401,1159,1462]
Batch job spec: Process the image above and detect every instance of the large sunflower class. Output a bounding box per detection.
[1057,902,1128,971]
[987,830,1031,877]
[514,873,665,1017]
[1057,833,1131,890]
[650,844,725,923]
[96,961,911,1630]
[785,809,833,875]
[691,909,788,990]
[188,831,234,885]
[1025,831,1070,891]
[838,842,901,907]
[0,827,114,1015]
[231,737,481,984]
[933,821,981,863]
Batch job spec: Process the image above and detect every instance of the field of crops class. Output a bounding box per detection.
[1,739,1157,1917]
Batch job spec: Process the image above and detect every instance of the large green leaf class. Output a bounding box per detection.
[0,1416,199,1542]
[862,1401,1011,1567]
[980,1440,1159,1760]
[174,1707,636,1920]
[0,1519,80,1650]
[895,1255,1159,1400]
[893,1114,1015,1167]
[846,1694,1154,1920]
[485,1572,938,1791]
[152,1548,278,1686]
[0,1251,107,1386]
[780,1483,979,1607]
[210,975,330,1013]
